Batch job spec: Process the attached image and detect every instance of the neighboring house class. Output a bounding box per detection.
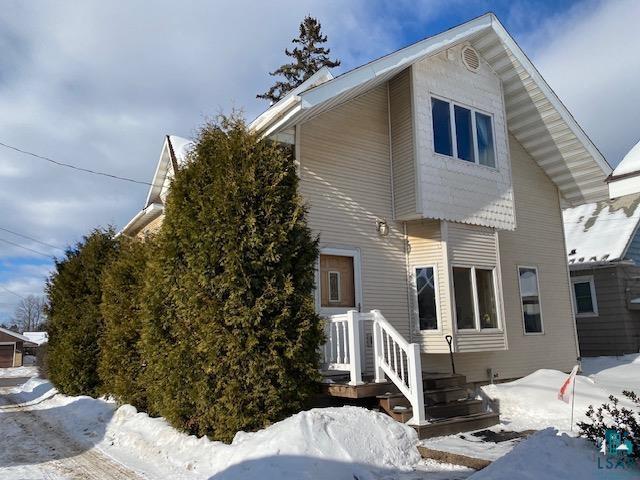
[0,327,37,368]
[22,331,49,357]
[563,141,640,357]
[122,14,611,433]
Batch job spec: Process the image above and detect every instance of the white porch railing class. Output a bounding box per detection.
[320,309,426,425]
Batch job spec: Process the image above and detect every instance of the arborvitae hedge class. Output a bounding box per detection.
[142,115,323,441]
[98,237,150,410]
[45,228,119,397]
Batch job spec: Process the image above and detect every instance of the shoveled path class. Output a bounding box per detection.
[0,378,145,480]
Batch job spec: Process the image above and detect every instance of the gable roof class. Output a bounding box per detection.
[563,193,640,267]
[610,139,640,178]
[251,13,611,205]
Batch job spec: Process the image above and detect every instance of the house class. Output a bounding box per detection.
[22,331,48,357]
[0,327,37,368]
[563,140,640,357]
[122,14,611,436]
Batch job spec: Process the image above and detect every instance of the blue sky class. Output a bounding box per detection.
[0,0,638,323]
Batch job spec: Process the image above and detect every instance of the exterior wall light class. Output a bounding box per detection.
[376,219,389,236]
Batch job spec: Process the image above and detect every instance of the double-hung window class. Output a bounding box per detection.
[414,266,438,330]
[452,266,499,330]
[431,97,496,168]
[571,276,598,317]
[518,266,543,334]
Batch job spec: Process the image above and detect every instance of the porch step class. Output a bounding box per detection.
[322,380,398,399]
[422,372,467,390]
[424,386,469,404]
[426,399,483,419]
[413,412,500,439]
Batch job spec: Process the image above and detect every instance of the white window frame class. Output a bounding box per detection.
[451,265,501,332]
[411,264,441,333]
[430,94,497,169]
[571,275,599,318]
[517,265,545,335]
[316,247,363,315]
[327,271,341,303]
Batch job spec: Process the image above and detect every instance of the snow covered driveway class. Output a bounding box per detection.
[0,379,143,480]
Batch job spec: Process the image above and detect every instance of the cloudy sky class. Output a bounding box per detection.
[0,0,638,323]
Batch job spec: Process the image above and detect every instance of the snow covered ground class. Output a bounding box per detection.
[0,365,38,378]
[0,376,471,479]
[1,355,638,479]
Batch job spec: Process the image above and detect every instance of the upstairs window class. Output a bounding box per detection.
[571,276,598,317]
[432,98,452,156]
[431,97,496,168]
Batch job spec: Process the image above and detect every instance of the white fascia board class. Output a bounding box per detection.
[249,67,334,133]
[488,15,612,177]
[119,202,164,237]
[298,14,493,109]
[144,137,172,208]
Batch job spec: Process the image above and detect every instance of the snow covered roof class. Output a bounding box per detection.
[251,13,611,205]
[611,139,640,177]
[0,326,34,344]
[22,331,48,346]
[563,193,640,267]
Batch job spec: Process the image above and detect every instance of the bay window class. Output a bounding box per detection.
[518,266,543,334]
[453,266,499,330]
[414,266,438,330]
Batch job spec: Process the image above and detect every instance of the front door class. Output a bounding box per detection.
[319,253,357,314]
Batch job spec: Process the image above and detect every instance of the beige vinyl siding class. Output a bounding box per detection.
[299,84,411,338]
[136,214,165,239]
[407,220,450,352]
[389,68,417,219]
[447,222,497,267]
[422,135,578,382]
[446,221,507,352]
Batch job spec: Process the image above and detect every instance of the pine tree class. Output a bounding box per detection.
[257,15,340,103]
[142,114,323,442]
[98,237,150,410]
[45,228,119,397]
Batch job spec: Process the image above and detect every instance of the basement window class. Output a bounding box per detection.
[431,96,496,168]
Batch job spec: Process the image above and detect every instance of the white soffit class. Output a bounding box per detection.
[257,13,611,206]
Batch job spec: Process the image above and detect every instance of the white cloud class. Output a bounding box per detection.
[530,0,640,167]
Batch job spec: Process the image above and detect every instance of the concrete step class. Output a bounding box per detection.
[413,412,500,439]
[422,372,467,390]
[426,399,483,419]
[424,386,469,404]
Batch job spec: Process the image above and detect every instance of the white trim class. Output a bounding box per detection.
[517,265,545,335]
[571,275,599,318]
[317,247,363,315]
[410,264,441,333]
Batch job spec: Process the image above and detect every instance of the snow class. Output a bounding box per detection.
[563,193,640,266]
[168,135,193,166]
[3,377,434,480]
[470,428,638,480]
[612,139,640,177]
[22,331,48,345]
[0,366,38,378]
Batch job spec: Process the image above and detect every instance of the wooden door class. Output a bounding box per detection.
[320,254,356,309]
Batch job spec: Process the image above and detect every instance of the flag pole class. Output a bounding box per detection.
[570,375,576,432]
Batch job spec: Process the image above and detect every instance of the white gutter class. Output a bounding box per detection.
[119,202,164,237]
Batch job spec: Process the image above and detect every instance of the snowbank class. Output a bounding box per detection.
[9,379,422,479]
[470,428,639,479]
[482,355,640,432]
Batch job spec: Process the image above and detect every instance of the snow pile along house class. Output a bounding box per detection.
[563,139,640,356]
[123,14,611,437]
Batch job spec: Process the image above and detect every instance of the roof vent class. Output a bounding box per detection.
[461,46,480,72]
